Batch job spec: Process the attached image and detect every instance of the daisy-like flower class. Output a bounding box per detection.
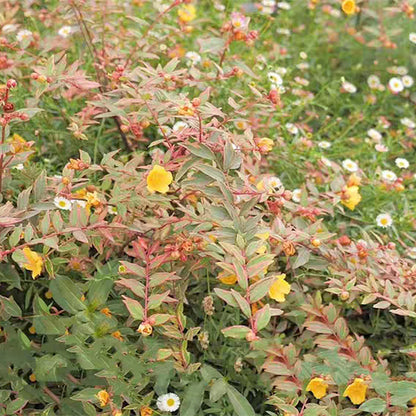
[395,158,409,169]
[58,25,72,38]
[342,159,358,172]
[375,144,389,153]
[54,196,72,210]
[402,75,414,88]
[367,75,381,89]
[318,141,331,149]
[292,188,301,203]
[234,120,248,130]
[388,77,404,93]
[147,165,173,194]
[230,12,249,30]
[410,33,416,44]
[172,121,188,132]
[185,51,201,66]
[321,157,332,167]
[13,163,24,170]
[367,128,382,142]
[401,117,416,129]
[381,170,397,182]
[285,123,299,135]
[156,393,180,413]
[376,213,393,228]
[267,71,283,86]
[342,80,357,93]
[16,29,33,42]
[277,1,290,10]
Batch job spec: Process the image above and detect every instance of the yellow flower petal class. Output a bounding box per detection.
[218,272,238,285]
[147,165,173,194]
[306,377,328,399]
[343,378,367,405]
[268,274,291,302]
[22,247,43,279]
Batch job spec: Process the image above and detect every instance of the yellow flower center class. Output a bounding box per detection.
[167,398,175,406]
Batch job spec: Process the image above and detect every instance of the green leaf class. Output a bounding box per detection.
[122,296,144,321]
[221,325,251,339]
[180,381,206,416]
[359,398,386,413]
[226,385,255,416]
[49,275,86,314]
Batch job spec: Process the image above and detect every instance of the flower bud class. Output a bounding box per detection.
[6,79,17,89]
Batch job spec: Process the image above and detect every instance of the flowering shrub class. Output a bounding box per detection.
[1,0,416,415]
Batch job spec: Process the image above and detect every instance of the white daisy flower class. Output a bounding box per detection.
[16,29,33,42]
[292,188,301,203]
[234,120,248,130]
[54,196,72,210]
[376,213,393,228]
[275,67,287,75]
[367,128,382,142]
[381,170,397,182]
[267,72,283,86]
[396,66,408,76]
[185,51,201,66]
[58,25,72,38]
[277,1,290,9]
[321,157,332,167]
[156,393,180,413]
[401,117,416,129]
[375,144,388,153]
[108,206,118,215]
[402,75,414,88]
[388,77,404,93]
[159,125,171,136]
[342,81,357,94]
[318,141,331,149]
[342,159,358,172]
[285,123,298,135]
[410,33,416,44]
[13,163,24,170]
[74,200,87,208]
[367,75,380,89]
[395,158,409,169]
[264,176,282,190]
[172,121,188,132]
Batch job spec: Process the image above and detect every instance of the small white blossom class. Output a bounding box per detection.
[54,196,72,211]
[381,170,397,182]
[156,393,181,413]
[376,213,393,228]
[395,158,409,169]
[342,159,358,172]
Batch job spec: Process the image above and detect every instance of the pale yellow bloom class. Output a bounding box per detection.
[22,247,43,279]
[342,0,356,15]
[269,274,291,302]
[147,165,173,194]
[306,377,328,399]
[218,272,238,285]
[341,186,362,210]
[343,378,367,405]
[178,4,196,23]
[97,390,110,407]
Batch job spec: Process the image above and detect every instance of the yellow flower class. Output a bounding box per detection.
[137,322,153,336]
[111,330,124,341]
[412,408,416,416]
[256,245,267,255]
[343,378,367,405]
[140,406,154,416]
[306,377,328,399]
[22,247,43,279]
[147,165,173,194]
[29,373,36,382]
[269,274,291,302]
[101,307,112,317]
[97,390,110,407]
[341,186,361,211]
[342,0,356,15]
[29,325,36,334]
[256,137,274,153]
[177,4,196,23]
[218,271,238,285]
[347,173,361,187]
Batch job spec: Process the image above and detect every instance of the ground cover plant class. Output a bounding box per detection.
[1,0,416,415]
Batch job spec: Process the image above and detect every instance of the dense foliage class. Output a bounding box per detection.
[1,0,416,415]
